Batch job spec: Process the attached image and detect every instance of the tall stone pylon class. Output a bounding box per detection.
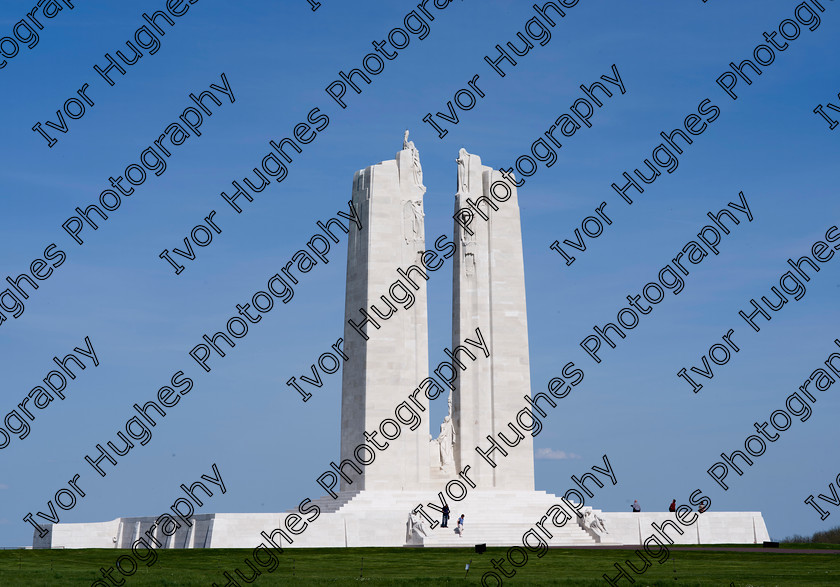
[452,149,535,491]
[338,133,431,492]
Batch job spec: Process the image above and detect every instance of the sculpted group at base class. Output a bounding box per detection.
[35,134,769,549]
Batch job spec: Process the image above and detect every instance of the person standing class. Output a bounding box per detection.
[669,499,676,512]
[631,500,641,513]
[442,504,450,528]
[457,514,465,537]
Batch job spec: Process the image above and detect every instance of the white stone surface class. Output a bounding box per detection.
[42,519,120,549]
[34,514,217,549]
[38,496,770,549]
[590,511,770,545]
[453,151,534,491]
[339,140,431,492]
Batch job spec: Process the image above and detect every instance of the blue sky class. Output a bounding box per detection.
[1,0,839,547]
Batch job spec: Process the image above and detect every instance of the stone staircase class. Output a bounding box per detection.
[294,489,599,547]
[287,489,362,515]
[417,491,598,547]
[421,518,595,547]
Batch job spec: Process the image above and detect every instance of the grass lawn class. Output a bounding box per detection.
[0,546,838,586]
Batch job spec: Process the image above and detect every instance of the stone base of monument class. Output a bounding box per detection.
[601,511,770,545]
[34,490,770,549]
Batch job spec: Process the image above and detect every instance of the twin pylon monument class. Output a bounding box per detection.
[35,135,769,549]
[339,132,535,496]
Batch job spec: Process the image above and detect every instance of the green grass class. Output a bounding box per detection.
[777,542,840,550]
[0,546,838,586]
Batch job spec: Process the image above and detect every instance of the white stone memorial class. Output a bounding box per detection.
[338,130,431,493]
[452,149,535,491]
[35,136,770,549]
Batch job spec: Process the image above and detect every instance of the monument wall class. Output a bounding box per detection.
[37,508,771,549]
[339,139,431,492]
[453,151,535,491]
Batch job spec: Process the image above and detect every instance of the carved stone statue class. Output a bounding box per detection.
[456,148,470,195]
[403,130,425,192]
[464,251,476,277]
[403,199,425,244]
[594,514,608,534]
[437,415,455,469]
[583,508,609,535]
[591,513,608,534]
[456,148,475,245]
[406,511,428,544]
[413,512,428,535]
[405,511,415,543]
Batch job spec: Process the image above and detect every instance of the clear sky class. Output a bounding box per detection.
[1,0,838,547]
